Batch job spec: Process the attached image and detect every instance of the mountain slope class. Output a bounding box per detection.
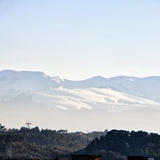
[1,70,160,132]
[110,76,160,102]
[0,70,159,111]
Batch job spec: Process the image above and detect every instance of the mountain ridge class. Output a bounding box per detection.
[1,70,160,132]
[1,69,160,102]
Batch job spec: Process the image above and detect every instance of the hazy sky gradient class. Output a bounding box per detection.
[0,0,160,79]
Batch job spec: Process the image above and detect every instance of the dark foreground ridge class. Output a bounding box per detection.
[0,128,160,160]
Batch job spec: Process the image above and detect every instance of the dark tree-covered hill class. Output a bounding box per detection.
[0,127,104,159]
[1,128,160,160]
[76,130,160,160]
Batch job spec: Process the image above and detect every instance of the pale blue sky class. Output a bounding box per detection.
[0,0,160,79]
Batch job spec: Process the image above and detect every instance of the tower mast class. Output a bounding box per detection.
[25,120,31,129]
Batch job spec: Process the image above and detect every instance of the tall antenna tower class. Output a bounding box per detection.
[25,120,31,129]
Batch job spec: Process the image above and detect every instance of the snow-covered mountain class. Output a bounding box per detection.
[110,76,160,102]
[1,70,160,133]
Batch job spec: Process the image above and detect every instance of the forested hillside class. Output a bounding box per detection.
[83,130,160,160]
[1,128,160,160]
[0,127,104,159]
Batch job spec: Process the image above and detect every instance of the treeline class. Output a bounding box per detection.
[2,128,160,160]
[0,127,104,159]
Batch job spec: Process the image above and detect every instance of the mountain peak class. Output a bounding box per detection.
[89,75,108,80]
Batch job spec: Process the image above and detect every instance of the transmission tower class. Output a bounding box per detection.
[25,120,31,129]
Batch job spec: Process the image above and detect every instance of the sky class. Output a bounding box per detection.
[0,0,160,80]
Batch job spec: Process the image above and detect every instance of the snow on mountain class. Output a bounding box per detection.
[0,70,160,111]
[1,70,160,132]
[33,87,160,112]
[110,76,160,102]
[61,75,124,90]
[0,70,60,100]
